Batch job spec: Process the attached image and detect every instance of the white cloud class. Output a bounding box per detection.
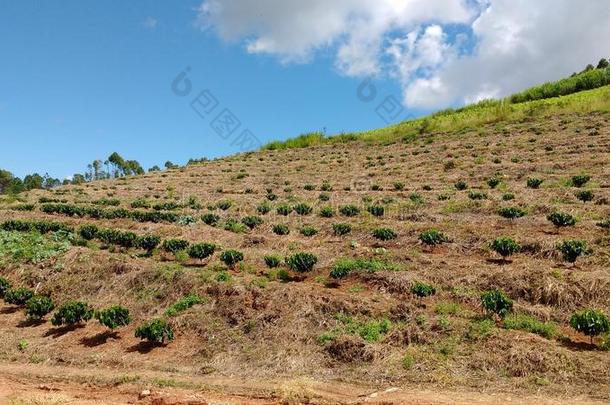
[143,17,158,29]
[197,0,610,110]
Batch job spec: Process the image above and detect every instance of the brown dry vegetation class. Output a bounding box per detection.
[0,109,609,403]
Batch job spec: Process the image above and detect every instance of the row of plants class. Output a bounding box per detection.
[40,203,180,223]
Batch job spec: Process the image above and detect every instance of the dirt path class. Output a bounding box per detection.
[0,362,606,405]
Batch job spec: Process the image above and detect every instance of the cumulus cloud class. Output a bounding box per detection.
[197,0,610,109]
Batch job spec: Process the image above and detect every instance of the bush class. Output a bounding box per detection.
[498,207,526,219]
[570,309,610,344]
[454,180,468,190]
[188,243,216,260]
[300,226,318,237]
[276,204,292,216]
[4,288,34,306]
[25,296,54,320]
[220,250,244,268]
[571,175,591,187]
[216,200,232,211]
[526,178,544,189]
[78,224,99,241]
[339,205,360,217]
[286,252,318,273]
[333,223,352,236]
[575,190,594,202]
[51,301,94,326]
[320,181,333,191]
[557,239,588,263]
[490,237,520,260]
[597,219,610,229]
[487,178,501,189]
[367,205,385,217]
[411,282,436,298]
[272,224,290,235]
[504,313,557,339]
[224,218,247,233]
[481,290,513,318]
[241,216,263,230]
[162,239,190,254]
[135,319,174,344]
[547,212,576,227]
[319,207,334,218]
[256,203,271,215]
[372,228,397,241]
[293,203,313,216]
[393,182,405,191]
[419,229,449,246]
[502,193,515,201]
[0,277,11,298]
[136,235,161,254]
[95,305,131,330]
[468,191,488,200]
[318,193,330,201]
[164,294,202,317]
[202,213,220,226]
[264,255,282,268]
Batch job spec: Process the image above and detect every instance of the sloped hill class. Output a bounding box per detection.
[0,85,609,403]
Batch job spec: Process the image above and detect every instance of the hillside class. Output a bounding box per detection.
[0,85,609,404]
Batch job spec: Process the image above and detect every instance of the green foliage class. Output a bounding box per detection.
[547,212,577,227]
[319,206,334,218]
[272,224,290,235]
[24,295,54,321]
[557,239,588,263]
[136,235,161,253]
[78,224,99,240]
[4,288,34,306]
[468,191,488,200]
[95,305,131,330]
[502,193,515,201]
[300,226,318,237]
[162,239,190,254]
[526,178,544,189]
[215,200,232,211]
[570,309,610,343]
[335,313,392,343]
[96,229,137,248]
[498,207,526,219]
[330,258,398,279]
[571,175,591,187]
[367,205,385,217]
[465,319,496,341]
[241,216,263,230]
[286,252,318,273]
[164,294,203,317]
[372,228,397,241]
[411,282,436,298]
[597,219,610,229]
[135,319,174,344]
[187,243,216,260]
[333,223,352,236]
[481,290,513,318]
[201,213,220,226]
[51,301,94,326]
[575,190,594,202]
[393,182,405,191]
[490,237,520,259]
[220,249,244,268]
[223,218,248,233]
[0,230,70,264]
[419,229,449,246]
[131,198,151,209]
[256,202,271,215]
[487,177,501,189]
[0,277,11,298]
[264,255,282,268]
[293,203,313,216]
[454,180,468,190]
[276,204,292,216]
[339,205,360,217]
[504,313,557,339]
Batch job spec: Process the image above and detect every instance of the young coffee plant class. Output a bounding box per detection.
[557,239,588,263]
[490,237,520,261]
[411,282,436,298]
[575,190,594,202]
[419,229,449,246]
[162,239,190,254]
[216,200,232,211]
[136,235,161,255]
[0,277,11,298]
[318,193,331,202]
[393,182,405,191]
[300,226,318,237]
[188,243,216,260]
[454,180,468,190]
[319,207,334,218]
[570,309,610,344]
[526,178,544,189]
[272,224,290,235]
[339,205,360,217]
[498,207,526,219]
[571,175,591,188]
[547,212,577,227]
[481,290,513,318]
[135,318,174,344]
[4,288,34,306]
[372,228,397,241]
[487,177,501,189]
[286,252,318,273]
[264,255,282,268]
[220,249,244,268]
[78,224,99,240]
[51,301,94,326]
[333,223,352,236]
[25,295,55,321]
[468,191,488,200]
[201,213,220,226]
[502,193,515,201]
[276,204,292,216]
[256,202,272,215]
[241,216,263,230]
[95,305,131,330]
[293,203,313,216]
[367,205,385,217]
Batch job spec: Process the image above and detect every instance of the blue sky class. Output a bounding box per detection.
[0,1,406,179]
[2,1,609,179]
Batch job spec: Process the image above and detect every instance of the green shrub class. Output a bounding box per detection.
[300,226,318,237]
[419,229,449,246]
[367,205,385,217]
[597,219,610,229]
[393,182,405,191]
[575,190,594,202]
[490,237,520,260]
[557,239,588,263]
[0,277,11,298]
[293,203,313,216]
[319,207,334,218]
[318,193,330,202]
[333,223,352,236]
[286,252,318,273]
[320,181,333,191]
[409,193,424,204]
[272,224,290,235]
[25,296,54,320]
[465,319,496,341]
[162,239,190,254]
[372,228,397,241]
[330,258,397,279]
[188,243,216,260]
[571,175,591,187]
[220,249,244,268]
[256,202,272,215]
[241,216,263,230]
[264,255,282,268]
[78,224,99,241]
[487,178,501,189]
[504,313,556,339]
[502,193,515,201]
[526,178,544,189]
[136,235,161,254]
[339,205,360,217]
[468,191,488,200]
[498,207,526,219]
[51,301,94,326]
[304,184,316,191]
[201,213,220,226]
[95,305,131,330]
[411,282,436,298]
[164,294,202,317]
[276,204,292,216]
[547,212,576,227]
[454,180,468,190]
[216,200,232,211]
[223,218,248,233]
[135,319,174,344]
[4,288,34,306]
[131,198,151,209]
[481,290,513,318]
[570,309,610,344]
